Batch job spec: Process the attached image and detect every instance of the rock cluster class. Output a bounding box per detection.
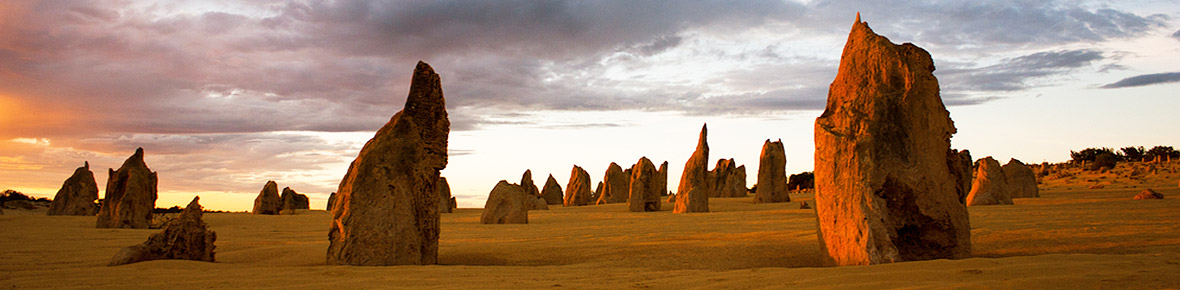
[520,170,548,210]
[327,61,449,266]
[540,174,564,205]
[1002,159,1039,198]
[48,162,99,216]
[96,148,159,229]
[966,157,1014,206]
[480,181,529,224]
[674,124,711,213]
[1134,189,1164,200]
[564,165,593,206]
[755,140,789,203]
[812,15,971,266]
[628,157,663,212]
[109,196,215,266]
[252,181,282,215]
[710,159,747,197]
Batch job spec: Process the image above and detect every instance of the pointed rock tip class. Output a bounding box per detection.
[84,161,89,169]
[415,61,434,74]
[856,12,861,23]
[184,196,202,211]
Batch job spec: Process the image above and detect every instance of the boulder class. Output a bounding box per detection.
[710,159,747,197]
[438,177,454,213]
[813,14,971,266]
[280,187,310,214]
[327,61,449,266]
[564,165,593,206]
[48,162,99,216]
[966,157,1013,206]
[252,181,282,215]
[1134,189,1164,200]
[657,161,669,196]
[109,196,215,266]
[96,148,158,229]
[628,157,662,212]
[598,162,631,204]
[530,196,549,210]
[800,201,811,209]
[1002,159,1039,198]
[480,181,528,224]
[674,124,711,213]
[540,174,564,205]
[755,139,790,203]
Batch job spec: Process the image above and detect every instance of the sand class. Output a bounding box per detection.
[3,162,1180,289]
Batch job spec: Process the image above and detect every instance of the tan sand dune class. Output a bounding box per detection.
[3,174,1180,288]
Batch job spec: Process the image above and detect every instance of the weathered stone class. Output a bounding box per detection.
[48,162,99,216]
[252,180,282,215]
[674,124,711,213]
[1002,159,1039,198]
[108,196,215,266]
[521,170,540,198]
[966,157,1013,206]
[327,61,449,266]
[96,148,158,229]
[592,181,604,204]
[438,177,454,213]
[327,192,338,211]
[530,196,549,210]
[598,162,631,204]
[564,165,593,207]
[628,157,662,212]
[949,150,974,204]
[800,201,811,209]
[813,15,971,266]
[755,139,790,203]
[657,161,669,196]
[480,181,528,224]
[540,174,564,205]
[1134,189,1164,200]
[710,159,747,197]
[280,187,310,214]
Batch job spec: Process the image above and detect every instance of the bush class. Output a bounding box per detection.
[1070,147,1119,164]
[1146,146,1179,161]
[1121,146,1145,161]
[1090,152,1118,171]
[787,171,814,190]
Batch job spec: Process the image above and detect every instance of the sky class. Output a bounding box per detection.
[1,0,1179,211]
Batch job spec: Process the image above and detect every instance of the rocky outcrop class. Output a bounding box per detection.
[1002,159,1039,198]
[1134,189,1164,200]
[327,61,449,266]
[327,192,338,211]
[109,196,215,266]
[592,181,604,204]
[657,161,669,196]
[598,162,631,204]
[710,159,747,197]
[480,181,528,224]
[96,148,158,229]
[966,157,1013,206]
[628,157,662,212]
[812,15,971,266]
[754,140,790,203]
[674,124,711,213]
[564,165,593,207]
[48,162,99,216]
[438,177,454,213]
[252,181,282,215]
[949,150,974,204]
[521,170,540,198]
[280,187,310,214]
[540,174,564,205]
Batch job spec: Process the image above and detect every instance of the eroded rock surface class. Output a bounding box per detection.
[755,140,790,203]
[109,196,215,266]
[48,162,99,216]
[96,148,158,229]
[252,181,281,215]
[480,181,529,224]
[674,124,711,213]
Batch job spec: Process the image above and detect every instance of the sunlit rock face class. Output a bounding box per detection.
[109,196,215,266]
[480,181,529,224]
[1003,159,1039,198]
[327,61,449,266]
[813,14,971,266]
[754,140,789,203]
[967,157,1014,206]
[252,181,281,215]
[565,165,593,207]
[96,148,158,229]
[674,124,711,213]
[628,157,662,212]
[48,162,99,216]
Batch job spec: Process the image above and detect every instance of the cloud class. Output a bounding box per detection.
[1172,29,1180,40]
[1100,72,1180,88]
[939,49,1105,92]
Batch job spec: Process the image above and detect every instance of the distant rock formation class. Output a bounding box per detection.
[813,14,971,266]
[674,124,711,213]
[657,161,669,196]
[592,181,604,204]
[530,196,549,210]
[327,61,449,266]
[1134,189,1164,200]
[438,177,454,213]
[280,187,310,214]
[521,170,540,198]
[755,139,790,203]
[252,181,282,215]
[109,196,215,266]
[540,174,564,205]
[949,150,974,204]
[48,162,99,216]
[598,162,631,204]
[480,181,529,224]
[327,192,338,211]
[1002,159,1039,198]
[628,157,662,212]
[564,165,593,206]
[966,157,1014,206]
[96,148,158,229]
[710,158,747,197]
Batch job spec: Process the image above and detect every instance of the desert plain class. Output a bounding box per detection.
[3,161,1180,289]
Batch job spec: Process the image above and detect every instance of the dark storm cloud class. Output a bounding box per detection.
[939,49,1105,92]
[1172,29,1180,40]
[1100,72,1180,88]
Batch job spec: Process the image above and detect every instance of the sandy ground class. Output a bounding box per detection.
[3,162,1180,289]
